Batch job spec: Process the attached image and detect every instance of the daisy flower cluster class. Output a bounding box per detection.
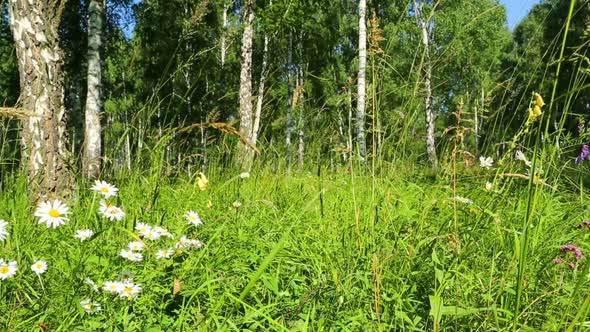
[27,179,207,311]
[78,274,142,314]
[127,220,203,261]
[103,280,142,300]
[0,258,48,280]
[92,180,125,221]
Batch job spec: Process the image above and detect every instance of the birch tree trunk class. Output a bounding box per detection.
[415,1,438,171]
[251,33,269,149]
[220,1,230,68]
[83,0,104,179]
[285,31,294,167]
[8,0,70,200]
[238,1,254,170]
[296,67,304,167]
[356,0,367,161]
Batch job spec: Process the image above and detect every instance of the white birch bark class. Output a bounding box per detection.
[83,0,104,179]
[251,33,269,149]
[415,1,437,171]
[221,2,230,68]
[296,67,304,167]
[356,0,367,161]
[8,0,70,200]
[238,1,254,170]
[286,31,294,166]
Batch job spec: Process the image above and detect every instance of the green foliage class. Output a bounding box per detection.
[2,160,590,330]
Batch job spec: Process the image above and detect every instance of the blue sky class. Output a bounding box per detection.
[499,0,540,30]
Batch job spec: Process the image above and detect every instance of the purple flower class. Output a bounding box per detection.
[560,244,584,260]
[575,144,590,164]
[553,257,563,264]
[579,220,590,229]
[568,262,576,269]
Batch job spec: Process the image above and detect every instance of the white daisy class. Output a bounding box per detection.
[31,260,47,275]
[98,200,125,221]
[175,235,190,249]
[0,259,17,280]
[175,236,203,249]
[479,156,494,169]
[103,281,124,293]
[120,249,143,262]
[143,229,161,241]
[232,201,242,209]
[74,229,94,242]
[239,172,250,179]
[90,180,119,198]
[154,226,174,238]
[34,199,70,228]
[127,241,145,252]
[485,181,493,192]
[189,239,203,248]
[0,220,8,242]
[135,222,152,237]
[184,211,203,226]
[80,299,102,314]
[84,277,99,292]
[119,282,142,300]
[156,248,175,259]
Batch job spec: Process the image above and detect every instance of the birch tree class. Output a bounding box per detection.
[415,0,437,171]
[8,0,70,199]
[237,0,254,170]
[356,0,367,161]
[84,0,104,179]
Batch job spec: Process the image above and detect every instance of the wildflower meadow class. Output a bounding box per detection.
[2,0,590,330]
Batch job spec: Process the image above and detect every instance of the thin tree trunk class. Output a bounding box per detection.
[238,1,254,170]
[415,0,437,171]
[251,33,269,151]
[84,0,104,179]
[297,67,304,167]
[221,2,230,68]
[8,0,70,200]
[356,0,367,161]
[286,31,294,167]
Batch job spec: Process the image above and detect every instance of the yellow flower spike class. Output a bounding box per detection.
[207,199,213,209]
[196,172,209,191]
[534,93,545,108]
[532,105,542,117]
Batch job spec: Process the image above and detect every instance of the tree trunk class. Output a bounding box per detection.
[251,33,269,150]
[221,1,230,68]
[415,1,437,171]
[83,0,104,179]
[8,0,70,200]
[286,31,294,167]
[238,1,254,170]
[356,0,367,162]
[296,67,304,168]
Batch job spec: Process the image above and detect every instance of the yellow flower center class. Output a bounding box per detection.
[48,209,61,218]
[124,287,133,293]
[0,266,9,274]
[35,263,43,269]
[101,187,109,193]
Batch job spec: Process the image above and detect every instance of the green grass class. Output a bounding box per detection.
[1,161,590,331]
